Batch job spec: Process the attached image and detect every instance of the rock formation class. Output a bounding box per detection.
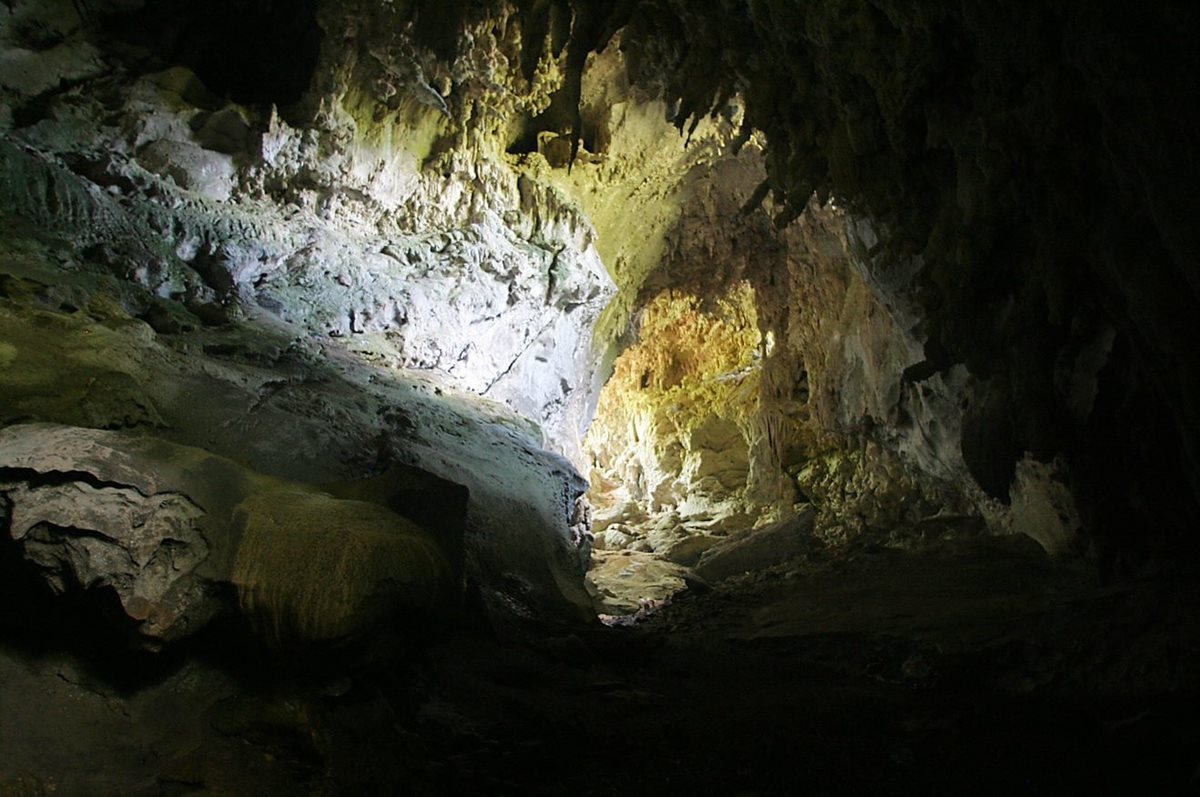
[0,1,1197,792]
[1,0,1195,629]
[0,423,452,645]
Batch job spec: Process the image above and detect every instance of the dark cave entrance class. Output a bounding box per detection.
[106,0,323,107]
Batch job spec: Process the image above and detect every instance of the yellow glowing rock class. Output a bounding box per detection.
[584,282,791,548]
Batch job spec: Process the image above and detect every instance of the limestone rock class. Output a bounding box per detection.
[592,527,632,551]
[0,423,232,641]
[3,479,212,640]
[191,106,255,155]
[0,271,598,627]
[585,550,690,616]
[694,508,817,583]
[983,456,1083,557]
[645,514,723,567]
[0,3,628,625]
[0,33,617,459]
[136,139,236,201]
[2,0,1182,626]
[0,423,450,644]
[232,490,448,643]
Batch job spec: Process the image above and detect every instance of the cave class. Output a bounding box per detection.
[1,1,1198,794]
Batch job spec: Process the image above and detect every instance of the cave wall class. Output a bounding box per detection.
[1,0,1197,641]
[1,0,625,455]
[584,192,980,566]
[1,3,1197,791]
[581,0,1198,571]
[0,0,646,629]
[615,0,1200,570]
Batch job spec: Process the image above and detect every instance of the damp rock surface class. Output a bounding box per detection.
[0,262,597,627]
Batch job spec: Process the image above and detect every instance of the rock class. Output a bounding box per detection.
[191,106,254,155]
[0,273,599,628]
[694,507,817,583]
[136,139,236,201]
[0,423,450,644]
[5,478,212,639]
[592,527,632,551]
[680,569,713,594]
[0,423,233,641]
[585,550,690,616]
[538,132,575,169]
[646,521,722,567]
[985,456,1083,556]
[232,490,448,643]
[139,300,199,335]
[0,12,104,100]
[5,0,1176,641]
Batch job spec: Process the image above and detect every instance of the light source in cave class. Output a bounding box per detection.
[583,281,804,615]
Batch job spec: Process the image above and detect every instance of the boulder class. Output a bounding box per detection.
[694,507,817,583]
[232,490,448,643]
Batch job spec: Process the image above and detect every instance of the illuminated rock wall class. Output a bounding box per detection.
[585,201,975,569]
[3,0,1196,624]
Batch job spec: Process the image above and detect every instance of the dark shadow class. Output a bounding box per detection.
[104,0,323,107]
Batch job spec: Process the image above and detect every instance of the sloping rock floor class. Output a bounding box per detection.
[3,533,1198,796]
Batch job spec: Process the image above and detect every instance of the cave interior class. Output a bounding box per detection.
[1,1,1198,794]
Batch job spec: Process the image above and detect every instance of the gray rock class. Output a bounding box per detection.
[694,507,817,582]
[585,550,690,616]
[191,107,254,155]
[645,513,723,566]
[0,280,601,629]
[5,478,213,639]
[593,527,632,551]
[136,139,236,201]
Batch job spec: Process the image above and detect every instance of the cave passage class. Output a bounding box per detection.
[0,0,1198,794]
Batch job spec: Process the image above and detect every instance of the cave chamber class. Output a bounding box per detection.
[1,1,1198,794]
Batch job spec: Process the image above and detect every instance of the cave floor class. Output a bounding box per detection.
[3,535,1199,796]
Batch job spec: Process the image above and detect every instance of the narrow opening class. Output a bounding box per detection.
[582,282,787,618]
